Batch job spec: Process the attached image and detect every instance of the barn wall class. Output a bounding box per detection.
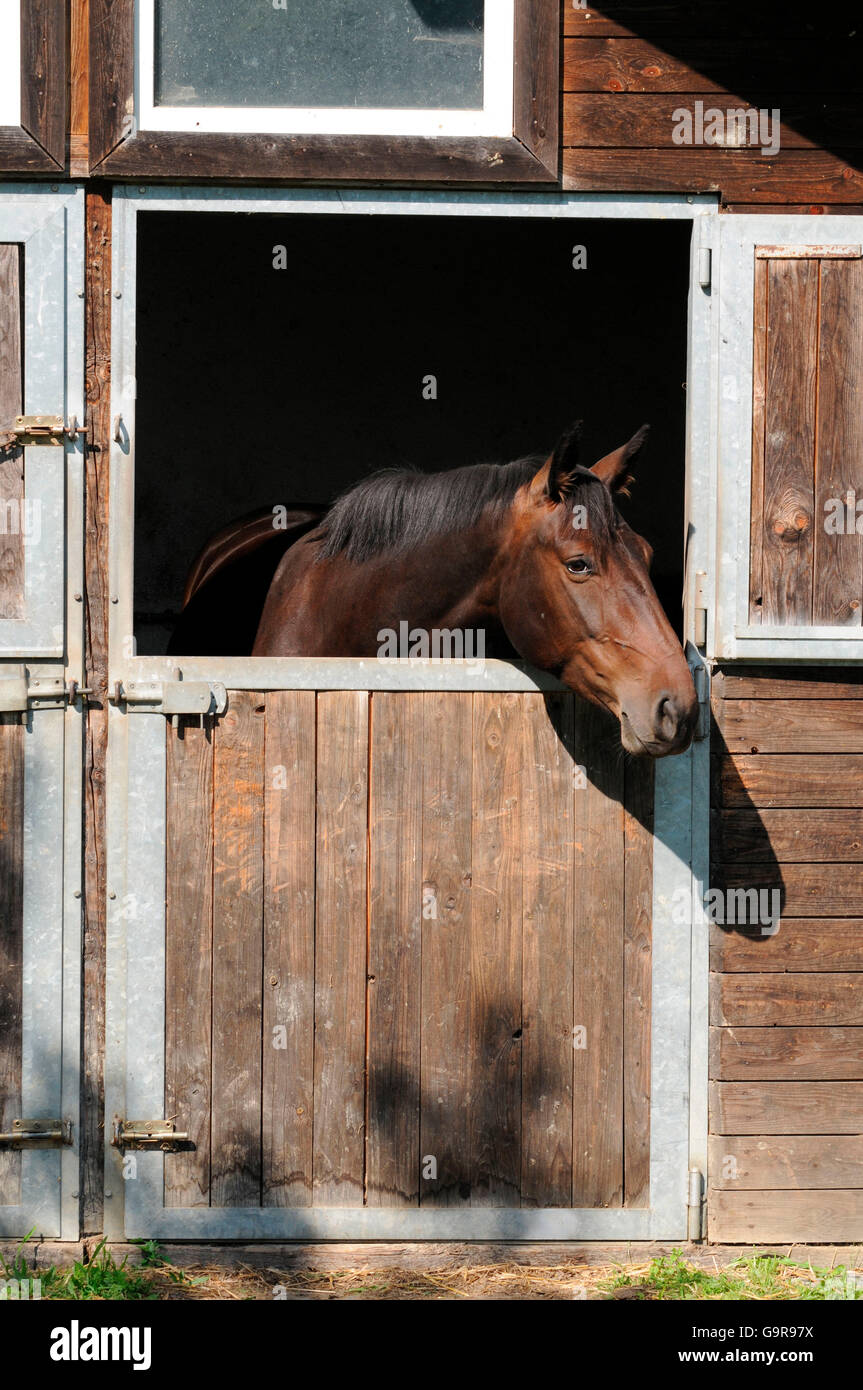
[563,4,863,207]
[708,668,863,1242]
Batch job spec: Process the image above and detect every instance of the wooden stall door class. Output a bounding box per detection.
[159,689,655,1219]
[749,247,863,628]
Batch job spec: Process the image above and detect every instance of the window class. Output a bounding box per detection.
[90,0,558,181]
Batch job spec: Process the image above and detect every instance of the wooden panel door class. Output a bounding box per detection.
[716,216,863,660]
[107,685,698,1241]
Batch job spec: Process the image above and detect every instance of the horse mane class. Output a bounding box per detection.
[316,454,619,564]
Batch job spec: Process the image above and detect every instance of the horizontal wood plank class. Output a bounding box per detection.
[713,974,863,1027]
[563,149,863,202]
[564,4,863,38]
[717,863,863,917]
[717,755,863,808]
[563,38,863,93]
[710,1025,863,1079]
[708,1134,863,1189]
[717,809,863,863]
[564,95,863,150]
[709,1189,863,1243]
[711,1081,863,1133]
[711,919,863,973]
[713,669,863,700]
[715,701,863,753]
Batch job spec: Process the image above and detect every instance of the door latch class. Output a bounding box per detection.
[0,415,87,450]
[111,1119,190,1152]
[0,666,67,719]
[0,1119,72,1147]
[111,675,228,726]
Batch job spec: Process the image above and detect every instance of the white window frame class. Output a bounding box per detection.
[0,2,22,127]
[137,0,514,138]
[715,214,863,661]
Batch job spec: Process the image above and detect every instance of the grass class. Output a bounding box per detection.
[1,1241,861,1300]
[602,1249,863,1302]
[0,1236,207,1301]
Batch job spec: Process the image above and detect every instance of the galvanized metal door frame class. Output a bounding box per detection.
[105,187,716,1241]
[0,186,85,657]
[0,184,85,1241]
[715,213,863,661]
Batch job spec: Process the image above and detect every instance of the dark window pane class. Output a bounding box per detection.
[154,0,485,110]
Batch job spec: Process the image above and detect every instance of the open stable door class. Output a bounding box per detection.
[104,188,712,1243]
[0,186,84,1240]
[715,216,863,661]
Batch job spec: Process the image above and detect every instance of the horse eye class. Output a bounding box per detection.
[564,557,591,576]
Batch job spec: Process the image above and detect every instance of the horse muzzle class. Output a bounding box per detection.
[619,687,698,758]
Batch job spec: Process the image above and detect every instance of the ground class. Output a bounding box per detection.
[2,1242,862,1301]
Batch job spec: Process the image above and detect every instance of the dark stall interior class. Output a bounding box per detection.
[133,212,691,655]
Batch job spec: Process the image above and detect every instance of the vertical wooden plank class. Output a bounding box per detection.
[367,693,423,1207]
[761,258,818,624]
[263,690,316,1208]
[470,692,522,1208]
[749,255,768,623]
[0,243,24,621]
[420,692,472,1207]
[210,691,265,1207]
[0,716,24,1204]
[164,721,213,1208]
[21,0,66,167]
[70,0,90,175]
[814,258,863,625]
[521,693,574,1208]
[313,690,368,1207]
[82,187,111,1235]
[572,702,625,1207]
[623,756,655,1208]
[89,0,135,169]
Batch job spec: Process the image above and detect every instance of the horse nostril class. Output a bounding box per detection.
[655,694,680,741]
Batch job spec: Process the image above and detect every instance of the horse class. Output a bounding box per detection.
[172,421,697,756]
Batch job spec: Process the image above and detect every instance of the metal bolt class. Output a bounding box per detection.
[109,890,116,900]
[105,1190,113,1199]
[111,596,119,603]
[50,184,59,192]
[73,889,81,899]
[73,592,82,601]
[77,289,84,298]
[70,1191,79,1199]
[114,290,122,298]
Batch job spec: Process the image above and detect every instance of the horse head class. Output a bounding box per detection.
[498,421,698,756]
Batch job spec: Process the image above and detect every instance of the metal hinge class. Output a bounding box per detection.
[686,646,710,742]
[111,675,227,726]
[0,1118,73,1147]
[111,1118,190,1152]
[693,569,708,649]
[0,415,86,451]
[687,1167,705,1241]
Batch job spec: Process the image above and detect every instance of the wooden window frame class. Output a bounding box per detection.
[0,0,66,173]
[89,0,559,183]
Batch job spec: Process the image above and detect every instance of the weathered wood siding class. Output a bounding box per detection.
[709,669,863,1242]
[564,4,863,206]
[163,689,654,1211]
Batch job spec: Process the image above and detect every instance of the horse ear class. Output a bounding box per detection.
[546,419,583,502]
[590,424,650,493]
